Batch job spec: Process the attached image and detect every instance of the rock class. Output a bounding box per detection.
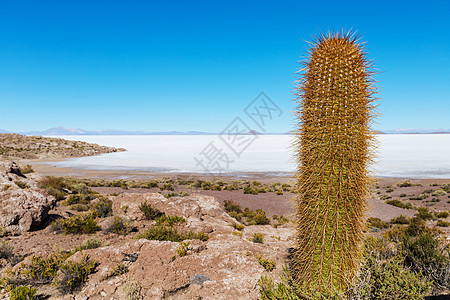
[5,162,26,178]
[68,193,295,300]
[0,162,55,233]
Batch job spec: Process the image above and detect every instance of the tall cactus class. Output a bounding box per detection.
[293,32,376,294]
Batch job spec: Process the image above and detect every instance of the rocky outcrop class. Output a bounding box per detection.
[0,133,125,160]
[70,193,294,299]
[0,162,55,233]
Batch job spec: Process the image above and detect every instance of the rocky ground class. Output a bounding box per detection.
[0,161,449,299]
[0,133,125,160]
[0,162,294,299]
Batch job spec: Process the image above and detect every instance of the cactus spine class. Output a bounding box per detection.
[293,32,376,294]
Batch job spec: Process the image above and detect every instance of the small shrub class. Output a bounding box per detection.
[390,215,410,225]
[415,207,434,220]
[156,215,186,227]
[38,176,68,192]
[0,242,14,261]
[78,237,103,251]
[432,189,447,197]
[138,201,164,220]
[20,253,69,283]
[106,216,135,235]
[15,181,28,189]
[8,285,36,300]
[435,211,449,218]
[179,191,189,197]
[385,199,413,209]
[255,254,276,272]
[273,215,289,228]
[69,204,90,211]
[138,225,181,241]
[109,263,129,277]
[436,220,450,227]
[0,225,6,237]
[396,180,421,187]
[122,278,142,300]
[137,224,208,242]
[233,231,243,237]
[91,198,113,217]
[160,183,174,191]
[176,241,190,257]
[245,208,271,225]
[231,222,245,231]
[63,194,92,205]
[367,217,390,229]
[252,233,264,244]
[2,184,11,191]
[224,200,242,214]
[189,231,210,242]
[55,255,98,294]
[258,265,300,299]
[52,213,100,234]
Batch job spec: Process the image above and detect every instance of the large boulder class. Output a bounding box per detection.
[0,161,55,233]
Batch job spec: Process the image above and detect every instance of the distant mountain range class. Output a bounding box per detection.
[1,126,450,136]
[21,127,217,136]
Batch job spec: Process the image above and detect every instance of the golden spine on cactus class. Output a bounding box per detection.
[293,31,376,294]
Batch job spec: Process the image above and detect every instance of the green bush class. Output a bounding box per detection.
[435,211,449,218]
[156,215,186,227]
[137,218,209,242]
[367,217,391,229]
[358,255,431,299]
[244,208,270,225]
[390,215,410,224]
[51,213,100,234]
[231,222,245,231]
[0,242,14,261]
[176,241,190,257]
[55,255,98,294]
[91,198,113,217]
[20,252,69,283]
[259,265,301,300]
[160,183,174,191]
[224,200,242,214]
[431,189,447,197]
[436,220,450,227]
[73,237,104,252]
[385,199,413,209]
[1,184,11,191]
[38,176,68,192]
[63,193,92,205]
[69,204,90,211]
[138,201,164,220]
[8,285,36,300]
[252,233,264,244]
[106,216,135,235]
[255,254,276,272]
[109,263,129,277]
[415,207,435,220]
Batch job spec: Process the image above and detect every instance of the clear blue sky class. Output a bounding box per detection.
[1,0,449,133]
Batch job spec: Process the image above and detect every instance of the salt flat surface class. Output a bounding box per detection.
[46,134,450,178]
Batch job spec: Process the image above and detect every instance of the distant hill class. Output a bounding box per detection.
[0,129,9,133]
[0,133,125,160]
[383,129,450,134]
[21,127,217,136]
